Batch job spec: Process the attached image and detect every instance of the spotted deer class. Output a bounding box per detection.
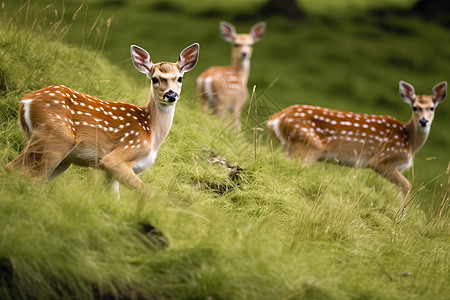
[6,43,199,197]
[268,81,447,197]
[197,21,266,131]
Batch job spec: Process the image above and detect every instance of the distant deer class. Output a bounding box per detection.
[6,43,199,197]
[197,21,266,131]
[268,81,447,197]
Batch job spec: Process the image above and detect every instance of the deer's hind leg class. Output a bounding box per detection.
[6,128,76,180]
[287,135,324,166]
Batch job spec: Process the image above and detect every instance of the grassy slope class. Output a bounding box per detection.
[29,0,448,205]
[1,1,450,300]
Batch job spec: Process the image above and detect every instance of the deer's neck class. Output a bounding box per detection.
[145,93,175,152]
[232,57,251,86]
[406,118,430,155]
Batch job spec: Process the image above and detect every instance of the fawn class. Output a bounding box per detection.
[6,43,200,197]
[268,81,447,197]
[197,21,266,131]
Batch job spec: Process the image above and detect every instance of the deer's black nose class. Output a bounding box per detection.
[419,118,428,127]
[164,90,179,103]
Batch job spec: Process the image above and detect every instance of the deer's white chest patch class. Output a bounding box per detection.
[133,151,157,174]
[397,158,413,171]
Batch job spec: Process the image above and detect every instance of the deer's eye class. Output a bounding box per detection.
[430,106,434,111]
[151,77,159,85]
[177,77,183,83]
[413,106,418,111]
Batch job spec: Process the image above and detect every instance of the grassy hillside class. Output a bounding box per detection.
[1,2,450,300]
[5,0,448,204]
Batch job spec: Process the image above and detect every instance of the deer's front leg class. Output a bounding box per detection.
[370,162,412,196]
[100,152,149,198]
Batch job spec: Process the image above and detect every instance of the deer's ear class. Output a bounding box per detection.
[130,45,153,76]
[220,21,236,43]
[432,81,447,106]
[177,43,199,74]
[250,22,266,42]
[399,80,416,105]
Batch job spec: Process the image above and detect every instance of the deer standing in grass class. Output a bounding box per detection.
[268,81,447,198]
[197,21,266,131]
[6,43,199,197]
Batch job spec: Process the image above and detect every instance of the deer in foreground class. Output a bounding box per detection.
[197,21,266,131]
[268,81,447,198]
[6,43,199,197]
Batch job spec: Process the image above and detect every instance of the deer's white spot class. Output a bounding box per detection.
[340,121,352,126]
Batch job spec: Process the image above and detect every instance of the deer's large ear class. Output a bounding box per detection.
[399,80,416,105]
[130,45,153,77]
[250,22,266,43]
[432,81,447,106]
[220,21,236,43]
[177,43,199,74]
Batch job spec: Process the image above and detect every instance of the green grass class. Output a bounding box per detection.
[1,1,450,299]
[9,0,445,204]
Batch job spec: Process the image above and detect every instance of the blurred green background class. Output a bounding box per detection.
[4,0,450,196]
